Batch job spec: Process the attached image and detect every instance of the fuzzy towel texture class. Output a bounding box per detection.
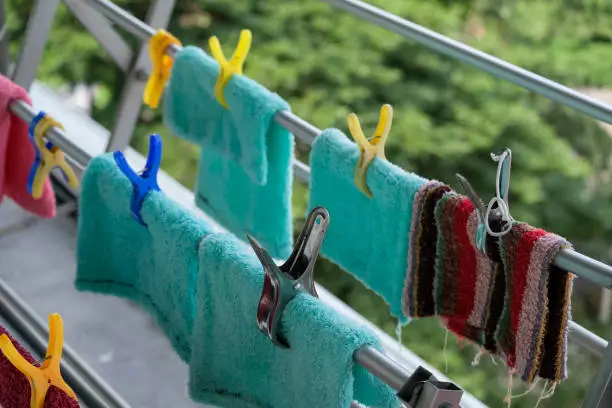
[0,326,79,408]
[430,193,502,353]
[308,129,428,323]
[0,75,55,217]
[164,45,293,259]
[190,232,400,408]
[75,153,211,362]
[403,181,451,318]
[494,222,574,384]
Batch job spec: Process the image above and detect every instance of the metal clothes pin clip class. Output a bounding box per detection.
[455,173,488,253]
[456,148,514,252]
[248,207,330,348]
[209,29,252,108]
[27,111,79,199]
[0,314,78,408]
[397,366,463,408]
[484,148,513,237]
[347,104,393,198]
[144,29,182,109]
[113,134,162,226]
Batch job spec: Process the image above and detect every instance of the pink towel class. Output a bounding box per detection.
[0,325,80,407]
[0,74,55,217]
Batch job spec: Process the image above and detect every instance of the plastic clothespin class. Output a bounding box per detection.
[144,29,182,109]
[113,133,162,226]
[347,104,393,198]
[0,313,78,408]
[248,207,330,349]
[27,112,79,199]
[209,29,252,108]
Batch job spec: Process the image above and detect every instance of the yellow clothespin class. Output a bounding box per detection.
[0,314,78,408]
[347,104,393,198]
[30,115,79,199]
[209,29,252,108]
[144,29,182,109]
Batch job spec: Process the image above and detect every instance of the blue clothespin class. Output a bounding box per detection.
[113,134,162,226]
[27,111,56,196]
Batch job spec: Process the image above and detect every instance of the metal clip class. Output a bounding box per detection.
[397,366,463,408]
[456,149,514,253]
[248,207,330,348]
[484,148,513,237]
[455,173,488,253]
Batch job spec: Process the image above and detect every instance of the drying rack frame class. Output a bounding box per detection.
[2,0,612,407]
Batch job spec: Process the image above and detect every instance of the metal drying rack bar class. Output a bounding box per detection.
[0,277,131,408]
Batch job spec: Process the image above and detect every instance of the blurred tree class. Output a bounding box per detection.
[6,0,612,406]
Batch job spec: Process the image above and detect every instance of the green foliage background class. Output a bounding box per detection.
[7,0,612,406]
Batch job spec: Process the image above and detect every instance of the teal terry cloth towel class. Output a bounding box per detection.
[163,46,293,259]
[308,129,428,324]
[190,233,400,408]
[75,153,211,362]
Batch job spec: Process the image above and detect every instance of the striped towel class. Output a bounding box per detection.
[494,223,575,383]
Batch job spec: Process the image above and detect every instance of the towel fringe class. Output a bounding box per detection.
[534,381,557,408]
[443,327,450,373]
[395,321,403,356]
[471,347,485,367]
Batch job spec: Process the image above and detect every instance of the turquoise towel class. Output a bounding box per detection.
[190,232,400,408]
[75,153,210,362]
[308,129,428,324]
[164,46,293,259]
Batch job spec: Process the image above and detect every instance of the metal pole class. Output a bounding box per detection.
[582,344,612,408]
[0,0,9,76]
[11,0,60,90]
[322,0,612,126]
[0,278,131,408]
[104,0,176,153]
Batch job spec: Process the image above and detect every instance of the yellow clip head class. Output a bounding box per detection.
[144,29,182,109]
[0,314,77,408]
[347,104,393,198]
[31,116,79,199]
[209,29,252,109]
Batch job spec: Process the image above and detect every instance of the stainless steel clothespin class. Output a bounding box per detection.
[456,148,514,253]
[397,366,463,408]
[456,173,488,254]
[247,207,330,349]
